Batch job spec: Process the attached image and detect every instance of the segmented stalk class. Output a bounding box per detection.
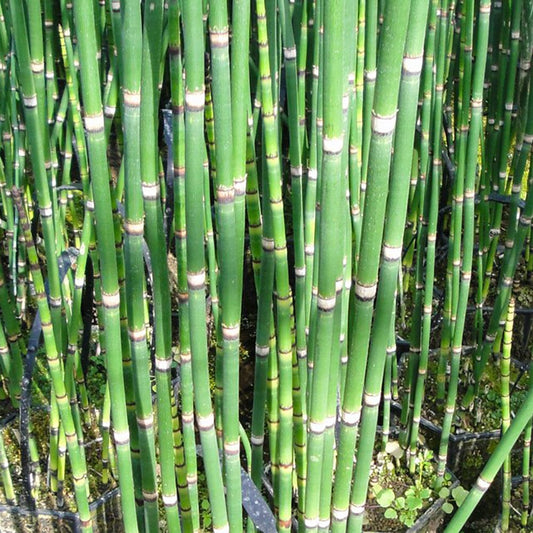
[500,298,514,531]
[71,1,138,529]
[182,1,228,530]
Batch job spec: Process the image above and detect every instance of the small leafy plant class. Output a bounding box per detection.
[439,484,468,515]
[372,481,433,527]
[368,443,468,528]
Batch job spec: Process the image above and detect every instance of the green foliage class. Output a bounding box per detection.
[197,470,213,529]
[371,480,431,527]
[438,484,469,515]
[369,443,468,527]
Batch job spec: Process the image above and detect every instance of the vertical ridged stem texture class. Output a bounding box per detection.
[118,1,159,530]
[71,1,138,529]
[182,1,228,530]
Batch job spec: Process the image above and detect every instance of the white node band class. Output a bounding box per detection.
[142,183,160,200]
[332,508,349,520]
[350,504,365,515]
[23,95,38,108]
[84,113,105,133]
[142,491,158,504]
[371,111,397,135]
[197,413,214,430]
[382,244,402,261]
[295,266,306,277]
[365,69,377,81]
[123,92,141,106]
[284,46,297,60]
[182,413,194,424]
[475,476,491,491]
[291,165,302,177]
[210,30,229,47]
[262,238,275,251]
[162,494,178,506]
[185,89,205,110]
[113,429,130,446]
[124,220,144,235]
[304,518,319,529]
[155,357,172,372]
[129,328,146,342]
[364,392,381,407]
[317,295,336,312]
[325,415,336,428]
[234,176,246,195]
[255,345,269,357]
[224,441,240,454]
[341,409,360,426]
[31,61,44,74]
[402,55,423,75]
[309,420,325,434]
[251,435,264,446]
[187,271,206,288]
[323,135,344,155]
[40,206,53,218]
[102,290,120,308]
[222,324,240,341]
[355,282,377,300]
[137,414,153,429]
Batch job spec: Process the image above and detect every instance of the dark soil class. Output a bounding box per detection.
[0,408,122,533]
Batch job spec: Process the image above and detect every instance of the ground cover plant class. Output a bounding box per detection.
[0,0,532,532]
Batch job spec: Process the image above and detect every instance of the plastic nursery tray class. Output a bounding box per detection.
[0,487,122,533]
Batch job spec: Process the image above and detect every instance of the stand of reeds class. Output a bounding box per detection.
[0,1,532,532]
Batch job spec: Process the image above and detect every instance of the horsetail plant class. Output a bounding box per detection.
[0,1,532,532]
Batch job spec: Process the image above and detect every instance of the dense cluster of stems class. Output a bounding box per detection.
[0,1,532,532]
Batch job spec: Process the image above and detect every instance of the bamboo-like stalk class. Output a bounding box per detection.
[230,0,251,299]
[8,0,63,388]
[0,2,531,531]
[182,1,228,530]
[522,356,533,528]
[117,1,160,530]
[466,64,533,404]
[250,179,275,495]
[255,1,295,528]
[0,250,23,407]
[168,3,199,530]
[347,4,430,530]
[331,2,412,530]
[434,0,453,402]
[207,1,244,527]
[436,0,491,482]
[500,298,514,532]
[445,380,533,532]
[71,1,138,530]
[0,430,14,504]
[12,187,92,531]
[304,1,346,529]
[138,1,181,529]
[278,7,308,515]
[405,0,437,439]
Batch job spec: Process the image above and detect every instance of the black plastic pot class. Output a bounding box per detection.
[0,409,123,533]
[407,475,460,533]
[390,346,529,474]
[0,486,121,533]
[391,398,501,474]
[365,430,460,533]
